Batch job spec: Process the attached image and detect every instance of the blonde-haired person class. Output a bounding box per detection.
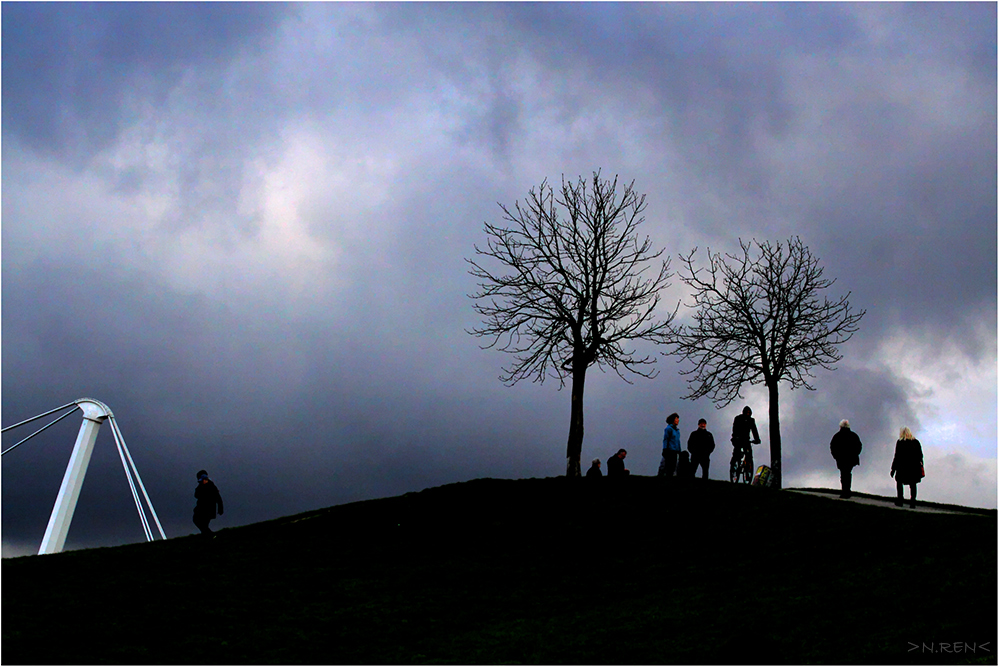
[890,427,924,508]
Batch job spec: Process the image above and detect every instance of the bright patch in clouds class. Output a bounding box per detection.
[876,324,997,459]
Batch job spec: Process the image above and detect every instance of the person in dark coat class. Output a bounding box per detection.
[193,469,224,537]
[891,427,924,508]
[607,449,630,477]
[585,458,603,478]
[829,419,863,498]
[687,418,716,480]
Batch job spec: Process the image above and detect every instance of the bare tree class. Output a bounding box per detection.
[467,172,676,477]
[667,237,865,489]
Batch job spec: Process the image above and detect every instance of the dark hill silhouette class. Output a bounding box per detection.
[3,476,996,664]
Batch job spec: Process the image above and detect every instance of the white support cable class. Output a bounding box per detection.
[109,421,153,542]
[1,402,79,433]
[1,407,81,456]
[110,416,167,540]
[108,418,152,541]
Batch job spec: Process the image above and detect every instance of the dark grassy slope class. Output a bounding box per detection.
[3,477,996,665]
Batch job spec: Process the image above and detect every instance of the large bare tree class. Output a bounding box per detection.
[667,237,865,489]
[467,172,676,477]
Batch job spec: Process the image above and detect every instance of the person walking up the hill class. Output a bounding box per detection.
[659,413,682,479]
[891,427,924,509]
[687,418,716,480]
[194,469,224,538]
[607,449,630,477]
[830,419,863,499]
[730,407,761,471]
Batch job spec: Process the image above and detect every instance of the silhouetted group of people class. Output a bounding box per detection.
[830,421,925,507]
[657,407,757,481]
[194,415,927,542]
[587,449,631,478]
[585,405,926,509]
[655,412,726,480]
[585,408,754,482]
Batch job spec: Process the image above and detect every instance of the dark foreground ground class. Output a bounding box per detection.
[2,476,996,665]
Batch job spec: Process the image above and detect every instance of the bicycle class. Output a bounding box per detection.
[729,441,756,484]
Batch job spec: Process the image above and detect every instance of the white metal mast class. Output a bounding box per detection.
[1,398,167,554]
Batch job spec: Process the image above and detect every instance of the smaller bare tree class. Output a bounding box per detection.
[467,172,676,477]
[667,237,865,489]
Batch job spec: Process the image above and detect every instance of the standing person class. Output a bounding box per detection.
[829,419,863,499]
[193,469,224,538]
[891,427,924,508]
[687,418,716,480]
[730,406,761,473]
[659,413,682,478]
[585,458,603,478]
[607,449,630,477]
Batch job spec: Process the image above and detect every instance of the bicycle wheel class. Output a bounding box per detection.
[743,453,754,483]
[729,458,740,483]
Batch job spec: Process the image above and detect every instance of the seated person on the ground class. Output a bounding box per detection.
[606,449,630,477]
[586,458,603,477]
[676,450,694,478]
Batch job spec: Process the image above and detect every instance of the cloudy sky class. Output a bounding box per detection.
[3,3,996,557]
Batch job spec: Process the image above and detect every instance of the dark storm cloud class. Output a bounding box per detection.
[1,250,574,551]
[3,3,995,556]
[1,2,287,163]
[780,365,921,475]
[494,4,853,188]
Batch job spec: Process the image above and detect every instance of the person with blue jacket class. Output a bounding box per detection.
[658,413,682,478]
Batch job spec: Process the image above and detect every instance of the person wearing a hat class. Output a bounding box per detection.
[193,469,224,538]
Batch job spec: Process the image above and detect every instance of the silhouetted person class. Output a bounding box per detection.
[586,458,603,478]
[730,406,761,470]
[676,450,694,478]
[194,469,224,537]
[658,413,682,478]
[687,418,716,480]
[607,449,630,477]
[891,427,924,508]
[829,419,863,498]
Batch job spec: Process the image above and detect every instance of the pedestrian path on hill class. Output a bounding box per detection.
[786,489,990,516]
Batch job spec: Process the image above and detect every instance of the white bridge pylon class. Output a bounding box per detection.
[1,398,167,555]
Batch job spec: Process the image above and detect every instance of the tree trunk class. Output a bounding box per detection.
[565,363,587,477]
[768,382,782,489]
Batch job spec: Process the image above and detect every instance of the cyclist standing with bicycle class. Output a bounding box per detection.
[730,406,761,475]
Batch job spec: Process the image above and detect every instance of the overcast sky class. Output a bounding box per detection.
[3,3,996,557]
